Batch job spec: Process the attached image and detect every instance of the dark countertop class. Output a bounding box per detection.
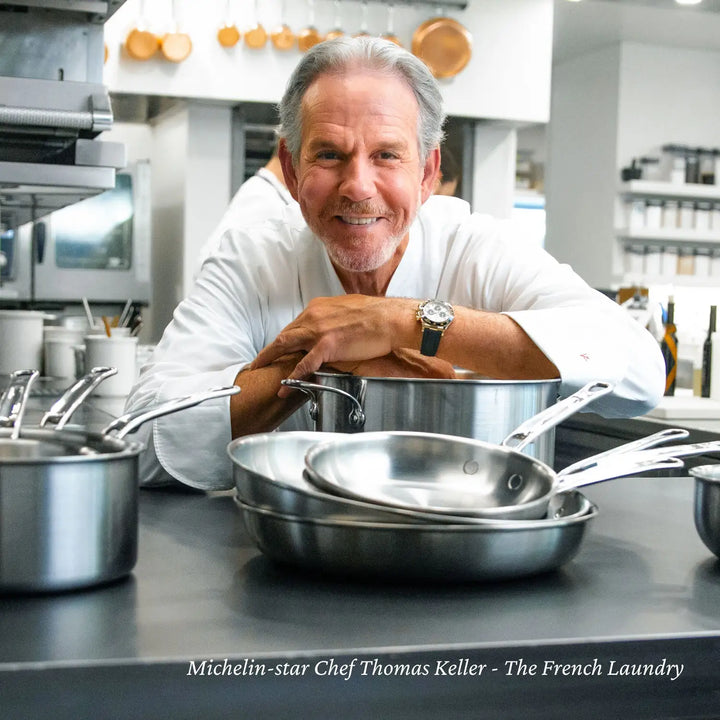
[2,469,720,719]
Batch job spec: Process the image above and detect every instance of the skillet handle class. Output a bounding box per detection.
[102,386,240,439]
[502,380,613,451]
[556,452,685,490]
[281,378,366,429]
[557,427,690,478]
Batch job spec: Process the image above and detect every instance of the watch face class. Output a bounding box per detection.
[423,300,454,326]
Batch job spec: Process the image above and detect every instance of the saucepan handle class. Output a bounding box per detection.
[101,385,241,439]
[502,380,613,451]
[281,378,366,429]
[40,366,118,429]
[0,369,40,439]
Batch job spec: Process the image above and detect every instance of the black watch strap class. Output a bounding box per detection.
[420,327,443,356]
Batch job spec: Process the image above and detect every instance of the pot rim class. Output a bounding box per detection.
[0,426,143,464]
[312,371,561,386]
[690,464,720,484]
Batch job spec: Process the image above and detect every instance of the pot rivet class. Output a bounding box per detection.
[463,460,479,475]
[507,474,524,491]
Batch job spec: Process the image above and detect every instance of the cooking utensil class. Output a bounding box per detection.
[282,374,563,463]
[244,0,268,50]
[0,385,239,593]
[39,366,117,429]
[411,11,472,79]
[124,0,159,61]
[353,0,371,38]
[160,0,192,63]
[324,0,345,41]
[304,430,685,522]
[270,0,296,50]
[690,464,720,558]
[557,427,690,476]
[236,491,598,582]
[0,369,39,439]
[217,0,240,48]
[229,431,595,526]
[297,0,322,53]
[381,3,402,46]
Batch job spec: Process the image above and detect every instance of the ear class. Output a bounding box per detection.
[278,139,300,201]
[419,145,442,203]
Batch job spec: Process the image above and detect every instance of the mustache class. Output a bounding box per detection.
[327,201,392,217]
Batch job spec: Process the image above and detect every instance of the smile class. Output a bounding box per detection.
[340,216,379,225]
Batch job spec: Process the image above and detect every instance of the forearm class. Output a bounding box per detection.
[230,352,308,438]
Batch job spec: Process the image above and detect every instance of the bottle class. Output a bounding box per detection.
[701,305,717,398]
[712,332,720,402]
[661,296,678,397]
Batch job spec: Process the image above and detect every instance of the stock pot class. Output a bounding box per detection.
[282,373,561,464]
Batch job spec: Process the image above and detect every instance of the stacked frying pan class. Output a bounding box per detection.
[229,382,720,582]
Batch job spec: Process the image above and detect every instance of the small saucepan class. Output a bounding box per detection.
[0,385,239,593]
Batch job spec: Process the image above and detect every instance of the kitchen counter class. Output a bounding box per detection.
[2,473,720,719]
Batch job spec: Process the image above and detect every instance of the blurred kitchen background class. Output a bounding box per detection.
[1,0,719,392]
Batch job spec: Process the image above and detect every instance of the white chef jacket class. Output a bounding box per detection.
[193,167,301,279]
[127,196,665,490]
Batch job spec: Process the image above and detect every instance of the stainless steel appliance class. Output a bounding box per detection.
[0,1,139,304]
[1,161,151,303]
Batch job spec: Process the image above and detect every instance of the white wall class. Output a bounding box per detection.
[104,0,553,123]
[545,44,621,289]
[546,40,720,292]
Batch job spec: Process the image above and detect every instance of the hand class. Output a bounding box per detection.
[250,295,417,394]
[325,348,456,379]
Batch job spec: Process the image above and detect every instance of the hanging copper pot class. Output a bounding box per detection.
[217,0,240,48]
[324,0,345,42]
[411,15,472,79]
[160,0,192,63]
[124,0,159,61]
[297,0,322,53]
[244,0,268,50]
[270,0,296,50]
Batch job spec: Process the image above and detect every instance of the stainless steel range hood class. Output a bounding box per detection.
[0,0,128,227]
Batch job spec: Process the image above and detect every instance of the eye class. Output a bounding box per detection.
[315,150,339,161]
[377,151,399,161]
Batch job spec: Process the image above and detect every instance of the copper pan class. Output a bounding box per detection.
[217,0,240,48]
[271,0,296,50]
[160,0,192,63]
[124,0,159,61]
[411,15,472,79]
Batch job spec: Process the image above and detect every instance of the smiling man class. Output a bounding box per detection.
[126,37,665,490]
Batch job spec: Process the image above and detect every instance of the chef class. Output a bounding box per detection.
[126,36,665,490]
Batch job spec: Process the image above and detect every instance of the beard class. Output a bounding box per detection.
[310,200,414,274]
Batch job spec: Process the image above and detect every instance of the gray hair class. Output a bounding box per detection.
[277,36,446,164]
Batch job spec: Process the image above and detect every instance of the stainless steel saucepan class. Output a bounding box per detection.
[0,384,240,593]
[282,373,563,464]
[304,431,688,521]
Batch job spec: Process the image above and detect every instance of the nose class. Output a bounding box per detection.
[338,156,376,202]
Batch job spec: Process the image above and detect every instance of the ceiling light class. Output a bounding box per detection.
[675,0,703,5]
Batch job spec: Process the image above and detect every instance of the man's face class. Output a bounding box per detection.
[281,69,440,274]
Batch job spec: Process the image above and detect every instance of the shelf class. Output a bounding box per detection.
[616,227,720,244]
[619,180,720,201]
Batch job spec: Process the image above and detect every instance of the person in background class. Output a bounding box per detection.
[127,36,665,491]
[193,146,301,279]
[434,145,461,197]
